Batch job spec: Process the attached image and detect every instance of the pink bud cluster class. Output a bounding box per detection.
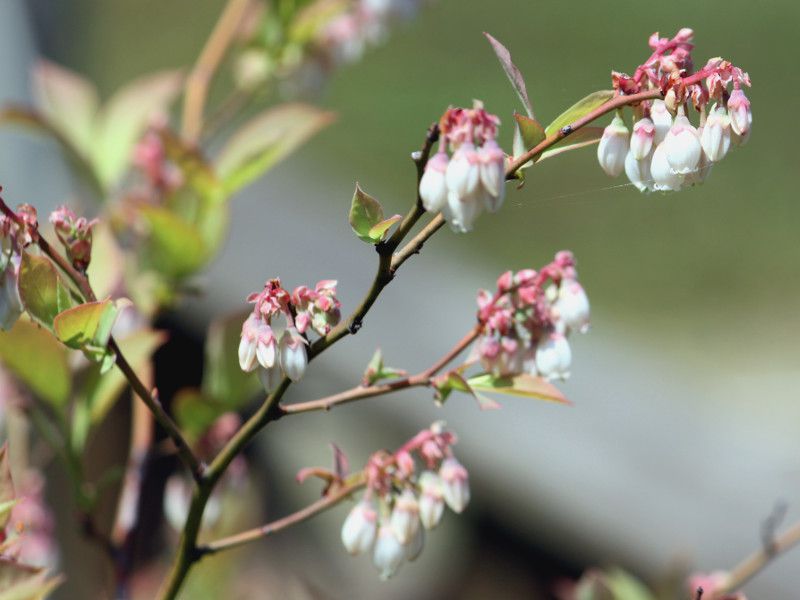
[600,28,752,192]
[475,251,589,381]
[49,205,98,271]
[419,102,506,232]
[340,422,469,579]
[239,278,341,391]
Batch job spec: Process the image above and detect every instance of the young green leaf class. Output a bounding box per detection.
[17,253,72,329]
[0,321,70,408]
[53,299,118,349]
[216,103,336,196]
[467,372,570,405]
[544,90,615,137]
[173,388,227,446]
[433,371,501,410]
[361,348,408,386]
[512,112,546,170]
[348,183,384,244]
[136,204,208,279]
[367,214,402,243]
[484,33,534,118]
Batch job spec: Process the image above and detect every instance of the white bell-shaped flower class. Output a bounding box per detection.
[650,99,673,144]
[535,332,572,381]
[419,152,449,212]
[650,142,684,191]
[630,117,655,160]
[390,489,420,545]
[341,499,378,556]
[624,149,653,193]
[596,115,630,177]
[373,524,405,580]
[418,471,445,530]
[439,457,470,513]
[700,105,732,162]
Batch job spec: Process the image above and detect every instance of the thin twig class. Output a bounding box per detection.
[718,520,800,596]
[182,0,251,143]
[198,478,366,556]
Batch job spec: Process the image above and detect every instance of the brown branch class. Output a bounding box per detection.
[181,0,251,144]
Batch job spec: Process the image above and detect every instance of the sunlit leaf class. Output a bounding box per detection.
[0,321,70,408]
[136,204,207,279]
[53,300,117,349]
[0,108,103,196]
[512,112,546,170]
[348,183,384,244]
[467,372,570,405]
[17,253,72,329]
[544,90,615,137]
[484,33,534,118]
[93,70,183,188]
[32,60,98,154]
[201,311,260,409]
[367,214,402,243]
[538,127,604,161]
[216,103,335,195]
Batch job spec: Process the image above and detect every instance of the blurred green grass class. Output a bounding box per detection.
[59,0,799,338]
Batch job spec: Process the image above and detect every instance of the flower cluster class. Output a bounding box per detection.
[340,423,469,579]
[239,278,341,391]
[132,127,183,193]
[598,28,752,192]
[419,102,506,232]
[49,205,98,271]
[474,251,589,381]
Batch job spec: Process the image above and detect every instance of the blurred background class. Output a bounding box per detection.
[1,0,799,597]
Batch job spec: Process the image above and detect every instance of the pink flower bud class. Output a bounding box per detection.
[630,118,655,160]
[478,139,506,213]
[278,328,308,382]
[390,489,420,545]
[624,149,653,193]
[439,457,470,514]
[650,142,684,191]
[650,100,673,145]
[372,524,405,579]
[419,151,449,212]
[727,88,752,140]
[418,471,445,530]
[555,278,590,333]
[663,111,702,175]
[597,115,629,177]
[535,332,572,381]
[700,105,731,162]
[341,499,378,556]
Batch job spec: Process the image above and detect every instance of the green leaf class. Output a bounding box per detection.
[0,445,14,530]
[32,60,98,155]
[159,129,223,206]
[216,103,336,196]
[603,568,657,600]
[545,90,615,137]
[201,311,260,408]
[136,204,207,279]
[468,372,570,405]
[173,389,227,445]
[434,371,501,410]
[17,253,72,329]
[0,107,103,197]
[92,70,183,188]
[348,183,384,244]
[538,127,604,161]
[512,112,546,170]
[367,214,402,242]
[484,33,534,118]
[84,329,166,426]
[361,348,408,386]
[0,321,70,408]
[53,300,117,349]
